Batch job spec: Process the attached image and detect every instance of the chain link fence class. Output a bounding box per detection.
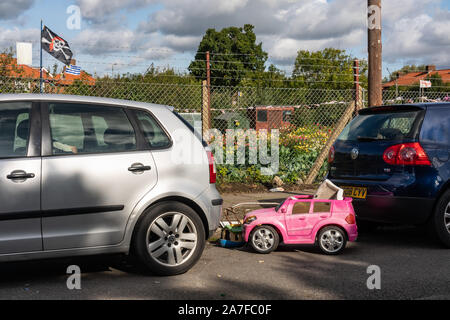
[0,76,448,185]
[382,90,450,104]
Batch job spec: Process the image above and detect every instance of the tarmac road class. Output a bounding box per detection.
[0,192,449,300]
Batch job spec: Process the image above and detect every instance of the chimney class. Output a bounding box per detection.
[426,65,436,73]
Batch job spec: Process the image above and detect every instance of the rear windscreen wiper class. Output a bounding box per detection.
[357,136,384,141]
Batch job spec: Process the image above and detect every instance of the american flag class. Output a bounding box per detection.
[65,64,81,75]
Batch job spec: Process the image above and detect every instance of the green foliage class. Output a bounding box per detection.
[239,64,288,88]
[292,48,367,90]
[215,126,330,185]
[189,24,268,86]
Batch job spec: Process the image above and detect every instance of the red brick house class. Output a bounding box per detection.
[0,55,95,91]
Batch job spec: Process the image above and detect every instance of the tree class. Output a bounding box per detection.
[239,64,287,88]
[292,48,367,90]
[189,24,268,86]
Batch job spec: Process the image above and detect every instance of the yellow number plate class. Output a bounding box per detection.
[342,186,367,199]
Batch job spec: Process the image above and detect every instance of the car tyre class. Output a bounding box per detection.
[133,201,205,276]
[429,190,450,248]
[317,226,347,255]
[249,225,279,254]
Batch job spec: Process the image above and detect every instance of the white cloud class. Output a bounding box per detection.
[0,0,34,20]
[75,0,156,22]
[72,28,137,55]
[5,0,444,73]
[0,27,39,48]
[384,9,450,67]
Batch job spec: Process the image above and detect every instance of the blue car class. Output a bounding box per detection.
[328,103,450,247]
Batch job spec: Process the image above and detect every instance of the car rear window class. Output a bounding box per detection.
[337,110,424,142]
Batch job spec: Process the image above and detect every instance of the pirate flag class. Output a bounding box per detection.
[41,26,73,66]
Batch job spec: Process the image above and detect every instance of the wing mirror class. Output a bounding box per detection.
[280,207,287,213]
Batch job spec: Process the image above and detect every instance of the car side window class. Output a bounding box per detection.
[48,103,137,155]
[313,202,331,213]
[420,108,450,145]
[0,102,32,158]
[292,201,311,215]
[133,110,171,149]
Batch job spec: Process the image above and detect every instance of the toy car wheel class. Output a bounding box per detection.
[250,225,279,254]
[317,226,347,255]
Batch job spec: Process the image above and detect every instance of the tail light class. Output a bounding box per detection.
[382,142,431,166]
[207,151,216,184]
[345,214,356,224]
[328,145,335,163]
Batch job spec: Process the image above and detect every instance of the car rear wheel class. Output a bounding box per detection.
[430,190,450,248]
[317,226,347,255]
[133,201,205,276]
[249,225,279,254]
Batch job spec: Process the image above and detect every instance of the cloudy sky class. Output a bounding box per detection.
[0,0,449,77]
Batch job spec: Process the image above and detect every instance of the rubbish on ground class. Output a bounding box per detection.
[218,202,277,248]
[313,179,343,200]
[272,176,284,187]
[269,187,284,192]
[218,239,245,248]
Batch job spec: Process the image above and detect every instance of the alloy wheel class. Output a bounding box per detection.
[320,229,344,253]
[146,212,198,267]
[252,227,275,251]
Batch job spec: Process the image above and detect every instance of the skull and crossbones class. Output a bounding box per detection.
[42,28,72,60]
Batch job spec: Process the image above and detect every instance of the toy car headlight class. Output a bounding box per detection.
[244,216,257,224]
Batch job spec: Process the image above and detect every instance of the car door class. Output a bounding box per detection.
[286,200,312,236]
[286,201,332,236]
[0,101,42,254]
[305,201,332,236]
[41,102,160,250]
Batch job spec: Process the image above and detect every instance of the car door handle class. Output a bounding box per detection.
[7,170,35,180]
[298,216,306,220]
[128,163,151,172]
[319,215,328,218]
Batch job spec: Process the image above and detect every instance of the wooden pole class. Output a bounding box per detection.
[206,51,211,129]
[368,0,382,107]
[202,80,209,141]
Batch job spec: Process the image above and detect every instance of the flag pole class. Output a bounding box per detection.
[39,20,43,93]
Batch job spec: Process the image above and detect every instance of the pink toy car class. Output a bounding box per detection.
[242,195,358,255]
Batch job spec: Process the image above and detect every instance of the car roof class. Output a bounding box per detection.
[0,94,173,111]
[360,102,450,115]
[379,102,450,109]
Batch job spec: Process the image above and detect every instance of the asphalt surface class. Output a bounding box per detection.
[0,192,449,300]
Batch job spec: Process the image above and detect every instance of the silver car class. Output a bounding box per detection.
[0,94,222,276]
